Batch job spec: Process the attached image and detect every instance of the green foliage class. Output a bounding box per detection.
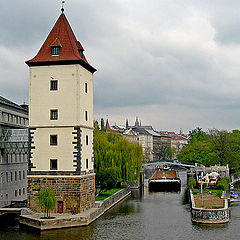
[178,128,240,171]
[95,188,123,201]
[95,167,118,195]
[94,121,144,193]
[192,188,223,198]
[188,177,196,189]
[37,187,57,218]
[100,118,105,131]
[217,177,230,190]
[156,145,173,160]
[189,127,208,143]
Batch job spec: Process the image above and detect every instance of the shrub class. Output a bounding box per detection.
[217,177,230,190]
[188,177,196,189]
[37,187,57,218]
[95,167,118,196]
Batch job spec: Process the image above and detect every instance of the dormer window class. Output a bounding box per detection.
[51,46,61,56]
[76,41,84,59]
[79,50,83,58]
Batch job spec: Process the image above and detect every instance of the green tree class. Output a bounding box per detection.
[37,187,57,218]
[94,121,144,193]
[178,128,240,172]
[95,167,118,196]
[100,118,105,131]
[189,127,208,143]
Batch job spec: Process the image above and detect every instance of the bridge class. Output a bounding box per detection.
[231,173,240,185]
[144,160,200,169]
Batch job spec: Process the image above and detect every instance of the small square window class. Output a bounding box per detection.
[50,109,58,120]
[50,135,58,146]
[50,80,58,91]
[50,159,58,170]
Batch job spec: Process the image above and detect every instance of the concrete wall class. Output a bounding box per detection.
[190,190,230,223]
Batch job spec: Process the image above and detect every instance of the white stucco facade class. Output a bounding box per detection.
[29,64,94,173]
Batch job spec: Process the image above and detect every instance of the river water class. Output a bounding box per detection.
[1,171,240,240]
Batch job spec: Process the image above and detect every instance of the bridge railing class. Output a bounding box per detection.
[231,173,240,183]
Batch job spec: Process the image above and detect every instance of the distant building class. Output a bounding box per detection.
[0,96,28,207]
[131,127,154,162]
[123,129,138,143]
[157,131,188,156]
[105,119,111,131]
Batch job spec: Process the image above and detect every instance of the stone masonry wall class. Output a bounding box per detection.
[27,174,95,214]
[189,189,230,223]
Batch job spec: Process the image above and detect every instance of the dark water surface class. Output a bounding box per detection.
[1,171,240,240]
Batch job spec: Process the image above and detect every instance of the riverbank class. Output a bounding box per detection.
[19,187,131,230]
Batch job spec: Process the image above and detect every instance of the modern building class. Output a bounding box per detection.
[0,96,29,207]
[26,9,96,213]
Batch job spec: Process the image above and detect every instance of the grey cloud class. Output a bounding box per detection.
[2,0,240,131]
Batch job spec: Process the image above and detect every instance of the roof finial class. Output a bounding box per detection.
[61,1,65,13]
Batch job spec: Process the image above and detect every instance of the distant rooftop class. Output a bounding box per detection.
[0,96,28,114]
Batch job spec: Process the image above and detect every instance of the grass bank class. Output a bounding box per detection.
[192,188,223,198]
[95,188,123,201]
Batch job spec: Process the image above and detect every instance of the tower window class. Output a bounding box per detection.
[50,109,58,120]
[85,83,88,93]
[50,135,58,146]
[51,46,61,56]
[86,135,89,146]
[86,159,89,169]
[85,111,88,121]
[50,159,58,170]
[50,80,58,90]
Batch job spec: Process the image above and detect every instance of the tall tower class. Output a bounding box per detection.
[26,10,96,213]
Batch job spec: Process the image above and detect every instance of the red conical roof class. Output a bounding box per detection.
[26,13,96,73]
[105,119,111,131]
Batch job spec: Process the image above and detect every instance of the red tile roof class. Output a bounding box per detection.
[105,119,111,131]
[26,13,96,73]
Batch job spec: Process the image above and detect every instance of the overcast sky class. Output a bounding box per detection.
[1,0,240,133]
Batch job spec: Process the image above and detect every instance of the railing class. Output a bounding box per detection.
[231,173,240,184]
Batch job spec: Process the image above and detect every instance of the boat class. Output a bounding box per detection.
[148,167,181,191]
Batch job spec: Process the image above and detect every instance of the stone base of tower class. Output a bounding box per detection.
[27,173,95,214]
